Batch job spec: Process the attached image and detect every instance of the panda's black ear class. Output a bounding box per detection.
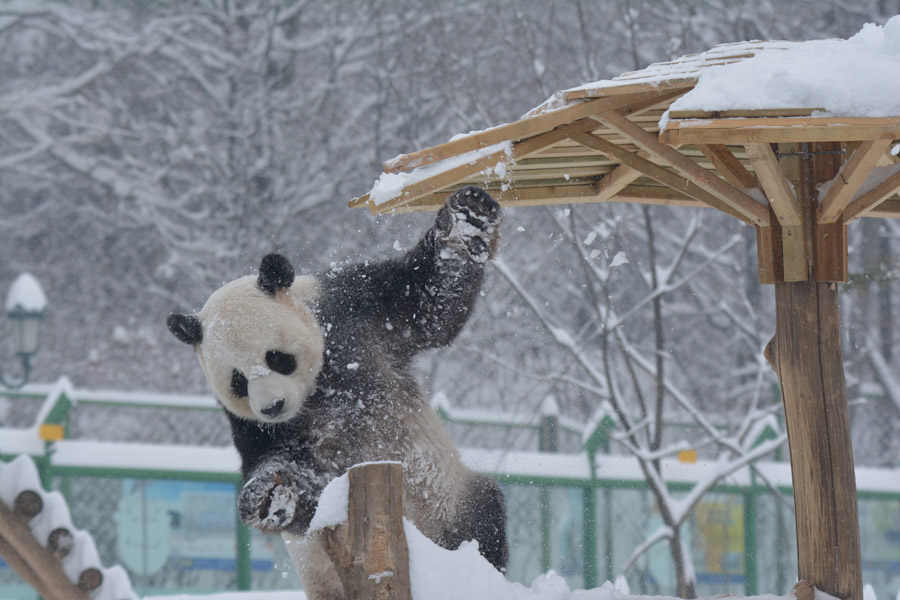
[258,253,294,296]
[167,314,203,345]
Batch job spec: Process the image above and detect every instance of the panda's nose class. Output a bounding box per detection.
[261,399,285,417]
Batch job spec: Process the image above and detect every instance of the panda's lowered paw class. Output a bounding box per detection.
[239,463,313,533]
[435,186,502,262]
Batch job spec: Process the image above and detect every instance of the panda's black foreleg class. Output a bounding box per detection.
[375,186,502,358]
[237,456,324,535]
[442,474,509,571]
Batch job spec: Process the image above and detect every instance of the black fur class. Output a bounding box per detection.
[226,187,507,571]
[167,313,203,345]
[258,252,295,295]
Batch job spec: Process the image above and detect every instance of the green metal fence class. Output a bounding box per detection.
[1,382,899,599]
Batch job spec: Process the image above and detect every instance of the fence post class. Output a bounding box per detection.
[539,395,559,574]
[322,462,412,600]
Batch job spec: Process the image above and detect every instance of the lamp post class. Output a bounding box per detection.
[1,272,47,389]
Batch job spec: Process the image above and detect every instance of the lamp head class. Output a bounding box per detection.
[5,273,47,356]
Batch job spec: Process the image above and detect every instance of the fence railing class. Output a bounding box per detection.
[2,380,900,599]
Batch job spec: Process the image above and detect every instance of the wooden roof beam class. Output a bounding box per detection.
[660,116,900,145]
[696,144,757,189]
[572,131,752,224]
[866,197,900,218]
[593,111,770,225]
[383,91,663,174]
[842,169,900,223]
[369,117,604,213]
[819,139,893,223]
[745,143,801,226]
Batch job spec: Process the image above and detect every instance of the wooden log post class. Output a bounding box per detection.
[772,142,862,600]
[0,495,91,600]
[322,462,412,600]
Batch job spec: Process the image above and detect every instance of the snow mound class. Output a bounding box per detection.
[0,455,138,600]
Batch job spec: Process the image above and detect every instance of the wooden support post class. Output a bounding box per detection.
[0,497,91,600]
[773,141,861,600]
[322,462,412,600]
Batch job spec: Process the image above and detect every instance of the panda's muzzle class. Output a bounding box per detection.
[261,398,286,417]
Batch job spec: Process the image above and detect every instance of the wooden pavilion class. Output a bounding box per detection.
[353,38,900,600]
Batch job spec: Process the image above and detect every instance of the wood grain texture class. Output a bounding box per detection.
[322,463,412,600]
[745,143,800,225]
[0,499,90,600]
[843,169,900,223]
[697,144,757,189]
[595,110,769,224]
[774,282,861,600]
[819,140,892,223]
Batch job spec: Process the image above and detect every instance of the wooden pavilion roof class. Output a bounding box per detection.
[352,40,900,227]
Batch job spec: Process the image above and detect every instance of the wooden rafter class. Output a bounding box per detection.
[383,91,660,174]
[745,143,800,226]
[819,139,893,223]
[563,79,695,101]
[869,197,900,218]
[843,169,900,223]
[660,116,900,145]
[670,107,825,120]
[593,111,770,225]
[368,117,604,213]
[571,131,752,224]
[697,144,757,189]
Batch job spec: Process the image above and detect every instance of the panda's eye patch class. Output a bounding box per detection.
[266,351,297,375]
[231,369,249,398]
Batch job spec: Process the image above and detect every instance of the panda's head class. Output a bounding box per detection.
[167,254,324,423]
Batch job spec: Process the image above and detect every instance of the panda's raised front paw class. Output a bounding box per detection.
[239,467,303,533]
[435,186,502,261]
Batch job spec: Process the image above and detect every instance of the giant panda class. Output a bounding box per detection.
[166,186,507,599]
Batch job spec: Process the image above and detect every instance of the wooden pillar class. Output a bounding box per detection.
[773,142,862,600]
[322,462,412,600]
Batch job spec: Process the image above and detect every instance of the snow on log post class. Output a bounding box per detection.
[0,494,91,600]
[770,142,862,600]
[322,462,412,600]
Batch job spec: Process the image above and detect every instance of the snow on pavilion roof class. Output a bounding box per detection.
[353,19,900,225]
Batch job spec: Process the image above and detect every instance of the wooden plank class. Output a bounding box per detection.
[756,221,781,285]
[595,111,770,225]
[842,168,900,222]
[745,143,800,225]
[781,225,806,282]
[563,79,696,101]
[815,222,847,282]
[572,131,752,223]
[866,197,900,218]
[0,500,90,600]
[696,144,757,189]
[383,92,660,173]
[661,117,900,145]
[321,463,411,600]
[774,281,861,600]
[670,107,824,119]
[819,140,893,223]
[373,117,604,213]
[592,163,643,203]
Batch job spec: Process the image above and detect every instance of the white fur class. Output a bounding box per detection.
[196,275,324,422]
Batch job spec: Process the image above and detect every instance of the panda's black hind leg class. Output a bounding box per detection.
[444,474,508,571]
